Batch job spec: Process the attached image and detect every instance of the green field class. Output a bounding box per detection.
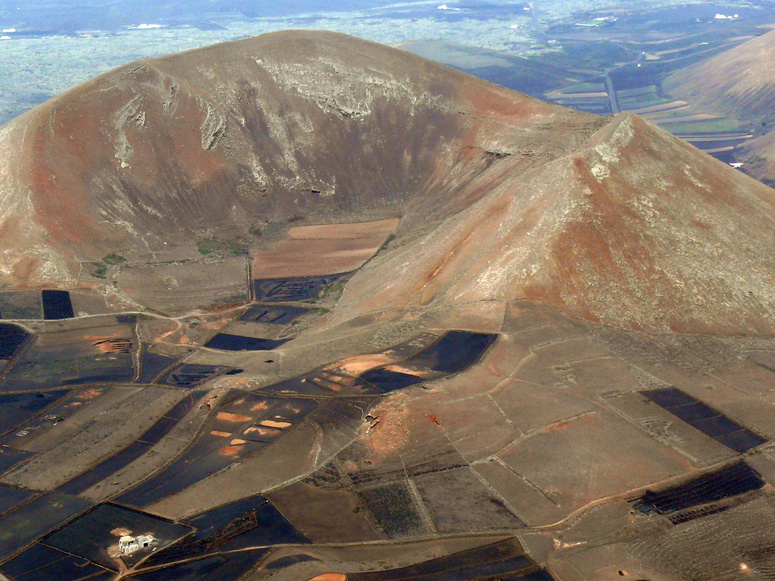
[560,81,606,94]
[660,118,742,135]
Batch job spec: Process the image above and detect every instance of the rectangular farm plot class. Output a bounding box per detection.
[412,466,524,534]
[0,389,70,437]
[0,323,31,359]
[356,482,426,538]
[116,395,316,508]
[642,388,767,453]
[499,411,693,515]
[0,291,43,320]
[348,538,544,581]
[253,273,347,303]
[631,461,765,524]
[252,218,398,279]
[266,479,381,544]
[116,258,249,315]
[0,484,34,516]
[408,331,498,374]
[0,542,108,581]
[239,304,308,324]
[160,363,232,388]
[204,333,288,351]
[41,290,74,320]
[0,492,92,559]
[41,503,192,570]
[58,392,202,495]
[0,318,136,391]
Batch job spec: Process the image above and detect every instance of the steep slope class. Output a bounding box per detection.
[739,130,775,187]
[0,30,597,287]
[340,113,775,335]
[664,29,775,121]
[664,29,775,184]
[2,31,775,335]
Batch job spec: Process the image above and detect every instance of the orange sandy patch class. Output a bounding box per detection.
[91,338,133,354]
[260,420,292,429]
[202,317,230,330]
[361,393,414,460]
[215,376,253,390]
[111,527,132,537]
[308,377,341,392]
[217,412,252,422]
[543,421,571,433]
[211,431,232,437]
[325,354,393,376]
[230,439,246,445]
[77,388,102,400]
[219,445,243,457]
[306,575,347,581]
[251,402,269,411]
[382,364,423,376]
[245,426,280,436]
[252,218,399,278]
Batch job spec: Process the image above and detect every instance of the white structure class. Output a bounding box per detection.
[118,536,139,554]
[118,534,155,555]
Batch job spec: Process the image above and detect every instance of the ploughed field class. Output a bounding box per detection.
[3,30,775,581]
[5,247,775,581]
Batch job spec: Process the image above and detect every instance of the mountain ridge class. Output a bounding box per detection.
[2,30,775,335]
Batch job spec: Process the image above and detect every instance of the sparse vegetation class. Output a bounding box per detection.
[91,263,107,279]
[561,81,606,94]
[321,278,346,301]
[89,253,126,279]
[211,294,248,306]
[303,278,348,304]
[660,118,741,134]
[197,238,250,256]
[102,253,126,265]
[160,259,192,265]
[374,234,396,258]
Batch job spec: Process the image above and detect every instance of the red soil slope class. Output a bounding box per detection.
[2,31,775,335]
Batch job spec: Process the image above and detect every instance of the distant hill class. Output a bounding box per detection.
[664,29,775,184]
[0,0,401,31]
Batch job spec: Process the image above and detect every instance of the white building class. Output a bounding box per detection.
[118,534,155,555]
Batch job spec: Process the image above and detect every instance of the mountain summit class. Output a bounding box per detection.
[2,30,775,335]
